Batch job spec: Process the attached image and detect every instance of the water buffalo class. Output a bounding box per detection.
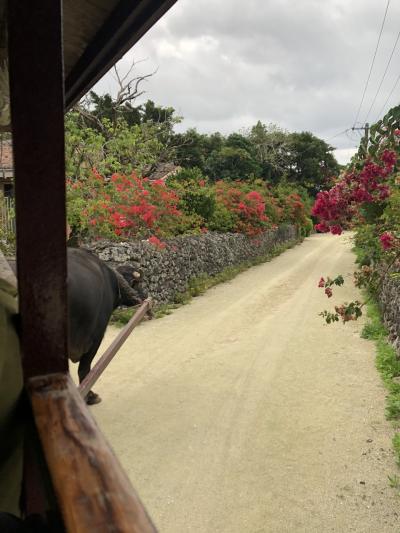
[68,248,143,404]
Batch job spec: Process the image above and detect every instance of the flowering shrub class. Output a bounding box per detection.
[67,171,188,240]
[313,104,400,239]
[314,104,400,323]
[67,169,310,240]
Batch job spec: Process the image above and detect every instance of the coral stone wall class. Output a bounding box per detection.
[379,266,400,356]
[86,225,298,305]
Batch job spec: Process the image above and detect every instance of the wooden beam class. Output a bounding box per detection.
[79,298,153,398]
[65,0,177,109]
[28,373,157,533]
[8,0,68,377]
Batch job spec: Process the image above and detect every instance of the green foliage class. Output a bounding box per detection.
[173,121,337,192]
[65,112,173,179]
[65,93,182,181]
[393,435,400,466]
[355,105,400,163]
[207,203,236,232]
[65,89,319,239]
[388,473,400,490]
[181,189,216,221]
[382,189,400,231]
[247,121,291,182]
[287,131,339,195]
[353,225,382,266]
[362,301,400,429]
[205,145,261,181]
[301,217,314,237]
[168,168,217,223]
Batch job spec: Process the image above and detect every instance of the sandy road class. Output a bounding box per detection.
[82,233,399,532]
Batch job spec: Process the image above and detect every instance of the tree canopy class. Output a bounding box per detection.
[66,85,339,198]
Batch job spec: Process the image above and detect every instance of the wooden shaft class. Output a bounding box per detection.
[28,373,157,532]
[79,298,153,398]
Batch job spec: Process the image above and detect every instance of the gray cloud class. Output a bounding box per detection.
[95,0,400,164]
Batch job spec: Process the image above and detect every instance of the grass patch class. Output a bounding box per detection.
[112,237,301,323]
[393,435,400,467]
[361,299,400,467]
[110,305,140,326]
[388,473,400,494]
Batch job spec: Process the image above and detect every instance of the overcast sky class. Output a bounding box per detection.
[95,0,400,165]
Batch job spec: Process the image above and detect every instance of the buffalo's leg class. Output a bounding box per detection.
[78,348,102,405]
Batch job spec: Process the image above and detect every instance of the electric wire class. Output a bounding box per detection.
[327,128,351,142]
[364,28,400,123]
[375,70,400,120]
[353,0,391,127]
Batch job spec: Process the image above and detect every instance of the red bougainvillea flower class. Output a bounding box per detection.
[394,129,400,136]
[325,287,333,298]
[380,231,395,250]
[148,235,166,250]
[318,277,325,288]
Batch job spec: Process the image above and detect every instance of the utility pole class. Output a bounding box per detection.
[352,123,369,151]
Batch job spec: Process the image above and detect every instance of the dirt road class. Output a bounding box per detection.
[83,233,399,532]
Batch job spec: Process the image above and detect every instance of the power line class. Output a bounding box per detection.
[375,70,400,120]
[327,128,351,142]
[353,0,391,127]
[364,28,400,123]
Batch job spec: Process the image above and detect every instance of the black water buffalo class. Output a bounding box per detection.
[68,248,143,404]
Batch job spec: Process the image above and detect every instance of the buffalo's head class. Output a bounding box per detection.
[115,264,147,306]
[116,264,142,285]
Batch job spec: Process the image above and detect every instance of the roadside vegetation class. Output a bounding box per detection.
[64,67,338,244]
[312,104,400,481]
[361,300,400,467]
[313,105,400,322]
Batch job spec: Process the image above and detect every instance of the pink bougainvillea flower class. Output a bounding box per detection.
[381,149,397,168]
[380,231,395,250]
[330,225,343,235]
[325,287,333,298]
[318,277,325,288]
[315,223,329,233]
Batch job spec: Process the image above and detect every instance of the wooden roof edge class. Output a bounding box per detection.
[65,0,177,110]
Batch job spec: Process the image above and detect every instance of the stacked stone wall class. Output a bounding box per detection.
[86,226,298,305]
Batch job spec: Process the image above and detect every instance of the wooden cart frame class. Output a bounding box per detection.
[2,1,177,530]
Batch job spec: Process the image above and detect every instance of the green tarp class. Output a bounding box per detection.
[0,260,23,516]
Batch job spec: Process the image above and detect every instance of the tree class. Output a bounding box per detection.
[65,60,185,179]
[247,121,291,182]
[173,129,208,170]
[205,145,261,181]
[287,132,339,196]
[65,111,172,179]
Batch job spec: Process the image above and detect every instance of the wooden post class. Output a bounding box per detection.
[8,0,68,379]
